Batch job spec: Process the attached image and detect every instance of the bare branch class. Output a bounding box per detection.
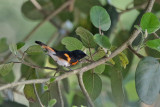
[57,81,64,107]
[30,0,42,10]
[77,73,94,107]
[0,0,156,92]
[128,45,144,58]
[153,33,160,39]
[33,83,44,107]
[23,0,72,42]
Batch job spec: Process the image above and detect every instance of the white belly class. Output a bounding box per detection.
[48,51,70,67]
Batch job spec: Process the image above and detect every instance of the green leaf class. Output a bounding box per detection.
[21,1,43,20]
[0,62,14,76]
[50,77,55,83]
[76,27,97,48]
[92,48,105,61]
[48,99,57,107]
[0,38,9,53]
[21,0,54,20]
[24,84,37,102]
[9,44,17,55]
[94,64,105,74]
[90,6,111,31]
[61,37,83,51]
[17,42,25,50]
[41,91,50,106]
[146,39,160,52]
[140,12,160,34]
[75,0,100,14]
[94,34,111,49]
[135,57,160,104]
[83,72,102,100]
[111,68,124,106]
[43,85,48,91]
[26,45,43,55]
[125,80,139,102]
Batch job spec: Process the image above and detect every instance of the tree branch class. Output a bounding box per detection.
[33,83,44,107]
[77,73,94,107]
[23,0,72,42]
[57,81,64,107]
[128,45,144,58]
[0,0,155,91]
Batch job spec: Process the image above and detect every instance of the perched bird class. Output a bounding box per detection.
[35,41,86,67]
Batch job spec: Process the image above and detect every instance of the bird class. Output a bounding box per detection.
[35,41,86,67]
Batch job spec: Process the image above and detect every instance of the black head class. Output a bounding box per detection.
[71,50,86,60]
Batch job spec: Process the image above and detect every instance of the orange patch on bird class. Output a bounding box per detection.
[42,45,55,52]
[64,53,71,62]
[71,60,79,65]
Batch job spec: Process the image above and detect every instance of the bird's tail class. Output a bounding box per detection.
[35,41,56,53]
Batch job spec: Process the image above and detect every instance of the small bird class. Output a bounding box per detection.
[35,41,86,67]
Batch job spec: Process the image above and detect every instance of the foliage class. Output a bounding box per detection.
[0,0,160,107]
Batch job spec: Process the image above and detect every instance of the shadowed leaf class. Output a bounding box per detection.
[76,27,97,48]
[83,71,102,100]
[135,57,160,104]
[0,62,14,76]
[61,37,83,51]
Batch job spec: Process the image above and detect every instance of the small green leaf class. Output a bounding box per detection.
[48,99,57,107]
[0,38,9,53]
[83,72,102,100]
[0,62,14,76]
[135,57,160,104]
[41,91,50,106]
[26,45,43,55]
[90,6,111,31]
[43,85,48,91]
[94,34,111,49]
[17,42,25,50]
[24,84,37,102]
[76,27,97,48]
[61,37,83,51]
[140,12,160,34]
[92,49,105,61]
[9,44,17,55]
[94,64,105,74]
[146,39,160,52]
[49,77,55,83]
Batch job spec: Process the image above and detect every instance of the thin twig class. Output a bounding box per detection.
[57,81,64,107]
[33,83,44,107]
[128,45,144,58]
[77,73,94,107]
[0,0,155,92]
[153,33,160,39]
[23,0,72,42]
[30,0,42,10]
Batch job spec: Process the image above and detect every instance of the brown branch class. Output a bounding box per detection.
[57,81,64,107]
[153,33,160,39]
[77,73,94,107]
[128,45,144,58]
[0,0,155,91]
[23,0,72,42]
[33,83,44,107]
